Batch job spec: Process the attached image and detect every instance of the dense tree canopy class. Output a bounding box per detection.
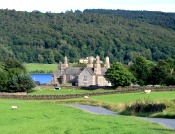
[0,59,35,92]
[105,62,135,87]
[149,60,170,85]
[0,9,175,63]
[129,56,175,86]
[129,56,154,86]
[84,9,175,31]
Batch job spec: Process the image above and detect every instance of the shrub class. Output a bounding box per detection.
[124,99,167,115]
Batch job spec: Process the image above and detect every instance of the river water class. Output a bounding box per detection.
[30,74,53,84]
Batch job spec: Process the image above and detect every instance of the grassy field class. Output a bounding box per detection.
[24,63,58,73]
[36,90,175,118]
[30,88,175,103]
[30,87,114,95]
[90,91,175,104]
[24,89,175,119]
[0,99,174,134]
[89,91,175,118]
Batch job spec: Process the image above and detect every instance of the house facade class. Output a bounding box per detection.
[53,56,111,87]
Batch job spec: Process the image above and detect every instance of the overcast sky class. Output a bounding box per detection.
[0,0,175,13]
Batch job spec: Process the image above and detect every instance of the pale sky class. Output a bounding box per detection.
[0,0,175,13]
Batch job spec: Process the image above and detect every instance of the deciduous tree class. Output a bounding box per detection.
[105,62,135,87]
[129,56,154,86]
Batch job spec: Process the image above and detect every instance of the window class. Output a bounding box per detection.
[83,75,87,81]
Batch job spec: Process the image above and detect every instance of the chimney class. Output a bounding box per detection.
[87,56,93,68]
[62,56,68,68]
[104,56,110,69]
[94,55,101,75]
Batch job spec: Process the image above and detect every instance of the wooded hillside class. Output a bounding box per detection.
[0,9,175,63]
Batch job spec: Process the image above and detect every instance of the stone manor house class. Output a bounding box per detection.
[53,56,111,87]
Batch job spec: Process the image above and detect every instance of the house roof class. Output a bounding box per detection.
[85,67,94,75]
[55,66,108,77]
[64,67,84,75]
[54,69,61,78]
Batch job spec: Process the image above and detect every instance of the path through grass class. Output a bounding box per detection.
[0,99,174,134]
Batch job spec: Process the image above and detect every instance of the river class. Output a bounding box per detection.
[30,73,53,84]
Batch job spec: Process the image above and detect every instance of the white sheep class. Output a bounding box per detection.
[11,106,18,110]
[84,95,89,99]
[144,90,151,94]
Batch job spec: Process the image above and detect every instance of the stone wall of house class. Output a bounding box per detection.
[78,69,94,86]
[97,76,110,86]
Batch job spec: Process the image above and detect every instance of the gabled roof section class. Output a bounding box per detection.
[64,67,84,75]
[54,68,61,77]
[84,67,94,75]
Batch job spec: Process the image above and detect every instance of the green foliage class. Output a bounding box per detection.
[0,59,35,92]
[150,60,171,85]
[3,59,27,73]
[130,56,175,86]
[73,63,87,67]
[105,62,135,87]
[124,99,167,115]
[165,74,175,86]
[8,74,35,92]
[84,9,175,31]
[130,56,154,86]
[0,9,175,63]
[0,70,8,92]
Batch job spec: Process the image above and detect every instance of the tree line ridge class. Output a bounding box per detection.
[0,9,175,63]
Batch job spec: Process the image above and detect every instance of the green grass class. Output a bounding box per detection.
[88,91,175,118]
[24,63,58,73]
[0,99,174,134]
[90,91,175,104]
[29,90,175,118]
[29,88,114,95]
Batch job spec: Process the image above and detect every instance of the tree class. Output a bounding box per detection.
[129,56,154,86]
[0,59,35,93]
[149,60,171,85]
[105,62,135,87]
[8,74,35,92]
[3,59,27,73]
[0,70,8,92]
[166,58,175,75]
[47,50,55,64]
[165,74,175,86]
[38,54,44,63]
